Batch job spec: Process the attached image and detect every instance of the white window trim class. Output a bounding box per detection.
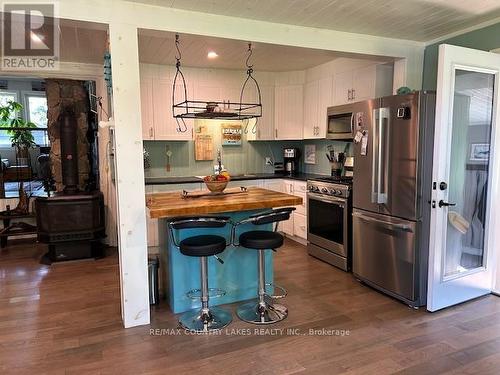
[21,90,47,128]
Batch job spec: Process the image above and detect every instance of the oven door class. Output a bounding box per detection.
[307,193,348,257]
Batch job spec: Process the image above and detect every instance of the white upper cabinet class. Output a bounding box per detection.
[247,85,275,141]
[332,64,393,106]
[140,64,193,141]
[303,80,319,139]
[274,84,304,140]
[303,76,332,139]
[140,65,155,140]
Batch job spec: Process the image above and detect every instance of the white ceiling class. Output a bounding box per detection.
[138,30,391,71]
[129,0,500,42]
[59,24,107,64]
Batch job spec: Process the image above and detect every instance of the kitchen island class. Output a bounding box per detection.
[146,187,302,313]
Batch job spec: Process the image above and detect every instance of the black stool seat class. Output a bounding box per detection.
[239,230,284,250]
[179,235,226,257]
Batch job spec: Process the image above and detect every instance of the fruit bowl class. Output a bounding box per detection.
[203,173,230,193]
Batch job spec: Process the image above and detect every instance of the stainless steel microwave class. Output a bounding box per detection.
[326,104,355,140]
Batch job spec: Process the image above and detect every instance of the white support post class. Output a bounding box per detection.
[108,22,150,328]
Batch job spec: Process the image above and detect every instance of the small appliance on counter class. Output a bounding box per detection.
[283,148,301,175]
[273,161,285,174]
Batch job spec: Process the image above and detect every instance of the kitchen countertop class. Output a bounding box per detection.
[144,172,328,185]
[146,187,303,218]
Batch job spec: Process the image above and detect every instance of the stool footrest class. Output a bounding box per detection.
[265,283,287,299]
[186,288,226,300]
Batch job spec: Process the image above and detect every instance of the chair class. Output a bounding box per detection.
[168,215,232,332]
[232,207,295,324]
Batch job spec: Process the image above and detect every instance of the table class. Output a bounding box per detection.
[146,187,302,313]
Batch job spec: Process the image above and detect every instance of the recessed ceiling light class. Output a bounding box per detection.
[207,51,218,59]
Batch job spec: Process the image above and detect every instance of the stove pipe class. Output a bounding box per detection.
[60,108,79,194]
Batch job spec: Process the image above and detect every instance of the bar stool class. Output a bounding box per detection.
[168,215,232,333]
[232,207,295,324]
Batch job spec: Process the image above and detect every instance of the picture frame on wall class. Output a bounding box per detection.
[470,143,490,163]
[304,144,316,164]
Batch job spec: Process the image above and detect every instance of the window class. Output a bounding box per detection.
[24,92,48,146]
[0,90,19,145]
[0,90,48,147]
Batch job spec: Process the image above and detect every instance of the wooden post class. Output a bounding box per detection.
[108,22,150,328]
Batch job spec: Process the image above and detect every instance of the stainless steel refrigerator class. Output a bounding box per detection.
[351,91,435,307]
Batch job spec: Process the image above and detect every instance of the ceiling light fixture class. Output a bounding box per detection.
[207,51,218,59]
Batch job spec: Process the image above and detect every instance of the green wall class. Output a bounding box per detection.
[423,22,500,90]
[144,137,352,177]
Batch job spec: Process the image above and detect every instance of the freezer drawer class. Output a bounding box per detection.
[352,209,417,301]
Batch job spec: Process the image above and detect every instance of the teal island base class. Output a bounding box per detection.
[159,209,274,314]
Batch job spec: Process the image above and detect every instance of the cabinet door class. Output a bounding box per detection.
[140,71,154,140]
[153,68,193,141]
[227,179,264,189]
[152,73,173,140]
[195,80,222,103]
[352,65,375,102]
[333,71,353,106]
[316,76,332,138]
[263,179,283,192]
[147,216,159,247]
[293,213,307,239]
[253,85,275,140]
[303,80,319,139]
[275,85,303,140]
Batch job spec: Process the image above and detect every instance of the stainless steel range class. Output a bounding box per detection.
[307,177,352,271]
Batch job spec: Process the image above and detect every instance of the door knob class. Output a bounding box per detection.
[438,200,456,208]
[439,182,448,190]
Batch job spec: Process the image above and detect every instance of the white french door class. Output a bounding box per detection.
[427,44,500,312]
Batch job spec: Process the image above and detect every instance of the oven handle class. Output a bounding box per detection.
[307,193,346,207]
[352,212,413,232]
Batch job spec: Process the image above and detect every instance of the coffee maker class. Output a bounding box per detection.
[283,148,301,175]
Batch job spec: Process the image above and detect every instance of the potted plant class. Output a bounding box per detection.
[0,101,38,165]
[0,100,38,213]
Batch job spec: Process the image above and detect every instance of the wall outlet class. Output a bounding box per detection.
[265,157,273,166]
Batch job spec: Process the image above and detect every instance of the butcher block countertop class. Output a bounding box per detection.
[146,187,303,218]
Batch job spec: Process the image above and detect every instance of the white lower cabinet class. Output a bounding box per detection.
[293,213,307,240]
[264,179,307,240]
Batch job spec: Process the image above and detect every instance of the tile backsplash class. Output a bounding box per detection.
[143,121,352,177]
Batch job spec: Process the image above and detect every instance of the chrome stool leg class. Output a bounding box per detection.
[179,256,232,332]
[236,249,288,324]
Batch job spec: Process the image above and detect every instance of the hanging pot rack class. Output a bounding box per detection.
[172,34,262,133]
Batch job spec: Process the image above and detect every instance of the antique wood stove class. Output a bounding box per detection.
[36,108,105,262]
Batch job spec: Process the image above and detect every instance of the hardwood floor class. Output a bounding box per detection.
[2,239,500,374]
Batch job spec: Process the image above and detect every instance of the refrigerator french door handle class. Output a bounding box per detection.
[371,108,379,203]
[378,108,390,204]
[352,212,413,232]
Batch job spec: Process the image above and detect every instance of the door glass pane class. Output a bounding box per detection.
[308,198,344,245]
[444,69,494,278]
